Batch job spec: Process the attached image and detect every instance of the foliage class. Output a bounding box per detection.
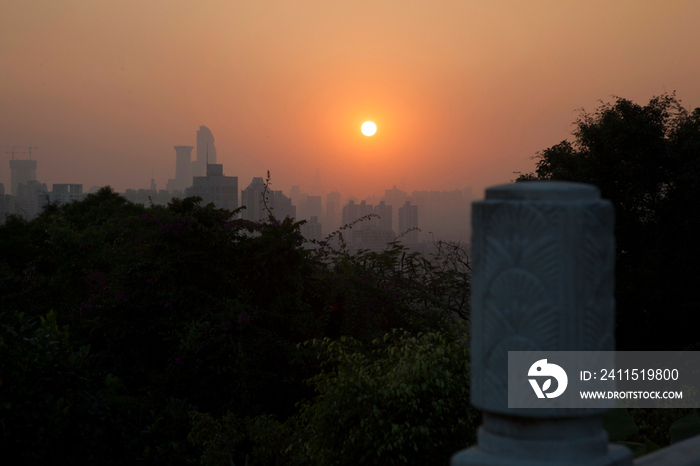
[187,411,246,466]
[187,328,478,466]
[0,309,101,463]
[298,328,478,466]
[308,214,471,336]
[603,407,700,458]
[188,412,312,466]
[516,93,700,351]
[0,183,472,464]
[0,309,195,464]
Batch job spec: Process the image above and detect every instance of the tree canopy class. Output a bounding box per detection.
[0,186,474,464]
[516,93,700,351]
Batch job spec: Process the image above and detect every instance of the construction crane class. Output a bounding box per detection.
[5,148,27,160]
[14,144,38,160]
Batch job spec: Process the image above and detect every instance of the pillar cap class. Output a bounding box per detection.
[486,181,600,201]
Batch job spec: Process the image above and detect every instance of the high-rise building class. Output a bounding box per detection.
[185,163,238,211]
[241,179,295,222]
[342,200,359,227]
[374,201,393,232]
[398,201,419,243]
[167,145,193,192]
[270,190,296,221]
[0,192,15,224]
[384,185,408,232]
[325,191,341,232]
[45,184,86,209]
[340,199,396,252]
[326,191,340,209]
[306,195,322,220]
[192,126,217,177]
[289,185,302,205]
[349,229,396,252]
[9,159,37,196]
[301,215,323,242]
[342,200,374,230]
[16,180,47,219]
[357,201,374,228]
[241,177,267,222]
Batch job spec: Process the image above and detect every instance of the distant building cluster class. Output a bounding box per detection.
[288,183,472,252]
[0,156,88,223]
[2,127,474,257]
[241,177,295,222]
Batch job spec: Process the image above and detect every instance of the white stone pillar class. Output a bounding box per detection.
[452,182,632,466]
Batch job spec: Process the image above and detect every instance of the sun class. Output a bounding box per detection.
[361,121,377,136]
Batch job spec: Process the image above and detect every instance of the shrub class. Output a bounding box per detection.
[299,328,478,465]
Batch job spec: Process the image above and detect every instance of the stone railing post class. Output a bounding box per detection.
[452,181,632,466]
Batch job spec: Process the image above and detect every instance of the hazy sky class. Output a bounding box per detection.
[2,1,699,198]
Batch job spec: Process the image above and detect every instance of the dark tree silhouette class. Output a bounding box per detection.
[516,93,700,351]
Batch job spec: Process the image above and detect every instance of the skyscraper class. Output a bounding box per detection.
[325,191,341,231]
[170,146,193,191]
[306,195,322,220]
[48,184,85,207]
[270,190,296,221]
[193,126,217,177]
[185,163,238,211]
[398,201,419,243]
[16,179,47,219]
[342,200,359,227]
[9,159,37,196]
[384,185,408,232]
[301,215,323,242]
[374,201,393,232]
[342,200,374,230]
[290,185,302,204]
[241,177,267,222]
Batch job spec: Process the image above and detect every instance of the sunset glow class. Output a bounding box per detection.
[1,1,699,198]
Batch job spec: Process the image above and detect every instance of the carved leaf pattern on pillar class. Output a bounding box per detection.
[481,204,560,407]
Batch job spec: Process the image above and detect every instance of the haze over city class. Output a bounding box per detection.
[5,2,700,463]
[2,1,700,200]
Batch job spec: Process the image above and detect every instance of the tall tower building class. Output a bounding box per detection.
[193,126,217,177]
[17,179,47,219]
[9,159,37,196]
[306,195,322,220]
[342,200,375,230]
[357,201,374,227]
[290,185,302,204]
[384,185,408,232]
[241,177,267,222]
[173,146,193,191]
[325,191,341,232]
[270,190,296,221]
[398,201,419,243]
[374,201,393,232]
[241,178,294,222]
[341,200,359,227]
[301,216,323,242]
[185,163,238,211]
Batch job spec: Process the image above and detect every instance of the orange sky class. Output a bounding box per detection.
[1,1,699,199]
